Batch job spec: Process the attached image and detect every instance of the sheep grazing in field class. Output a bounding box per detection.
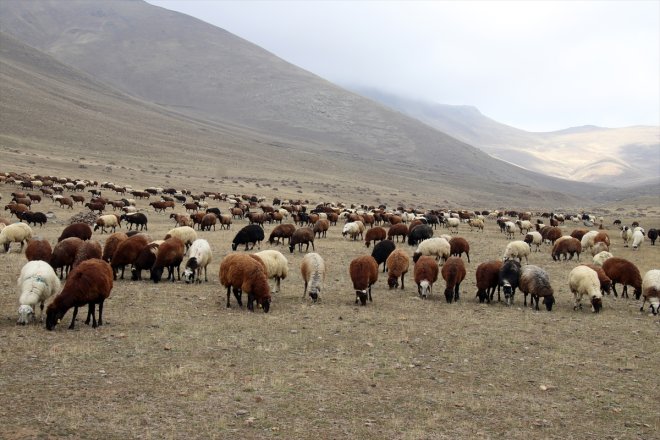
[441,257,466,303]
[17,260,61,325]
[468,218,484,232]
[524,231,543,252]
[408,224,434,246]
[503,221,516,239]
[594,231,610,247]
[349,255,378,305]
[342,221,365,241]
[46,259,113,330]
[371,239,396,273]
[620,226,633,247]
[412,237,450,264]
[386,249,409,290]
[58,223,92,242]
[590,241,609,256]
[151,237,185,283]
[551,237,582,262]
[102,232,128,263]
[592,251,613,267]
[50,237,83,279]
[647,228,658,245]
[182,239,213,284]
[515,220,533,235]
[111,234,149,280]
[312,219,330,238]
[414,255,439,299]
[0,222,33,253]
[72,240,103,268]
[601,257,642,299]
[94,214,121,234]
[164,226,197,250]
[219,254,271,312]
[364,226,387,248]
[519,265,555,311]
[254,249,288,293]
[581,264,612,295]
[131,241,161,281]
[570,229,588,241]
[475,260,502,303]
[640,270,660,315]
[289,227,315,253]
[503,240,530,264]
[200,213,218,231]
[301,253,326,302]
[499,260,522,306]
[231,224,264,251]
[568,265,603,313]
[268,224,295,246]
[121,212,148,231]
[25,237,52,262]
[449,236,470,263]
[387,223,409,243]
[170,213,192,227]
[446,217,460,234]
[631,229,645,250]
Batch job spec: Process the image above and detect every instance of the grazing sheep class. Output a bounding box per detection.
[519,265,555,311]
[407,224,434,246]
[551,237,582,261]
[364,226,387,248]
[503,240,531,264]
[200,213,218,231]
[312,219,330,238]
[449,237,470,263]
[120,213,148,231]
[581,264,612,295]
[594,231,610,247]
[620,226,633,247]
[468,218,484,232]
[503,221,516,239]
[386,249,409,290]
[50,237,84,279]
[151,237,185,283]
[631,229,645,250]
[268,224,296,245]
[446,217,461,234]
[499,260,522,306]
[342,221,365,241]
[17,260,61,325]
[102,232,128,262]
[414,255,439,299]
[568,265,603,313]
[412,237,450,264]
[131,242,161,281]
[301,252,326,302]
[94,214,120,234]
[349,255,378,305]
[592,251,613,267]
[371,239,396,273]
[542,226,563,245]
[515,220,533,235]
[570,229,588,241]
[219,254,271,312]
[441,257,466,303]
[602,257,642,299]
[647,228,658,245]
[72,240,103,268]
[179,239,213,284]
[25,238,52,262]
[524,231,543,252]
[640,270,660,315]
[58,223,92,242]
[46,259,113,330]
[254,249,288,293]
[387,223,409,242]
[231,224,264,251]
[289,227,315,253]
[164,226,197,250]
[475,260,502,303]
[0,222,33,253]
[590,241,609,256]
[111,234,149,280]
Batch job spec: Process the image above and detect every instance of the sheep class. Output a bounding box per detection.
[640,270,660,315]
[25,237,52,262]
[602,257,642,299]
[475,260,502,303]
[414,255,439,299]
[151,237,185,283]
[254,249,288,293]
[301,252,326,302]
[568,265,603,313]
[503,240,530,264]
[364,226,387,248]
[515,220,533,235]
[387,223,409,242]
[519,265,555,311]
[45,259,113,330]
[120,212,148,231]
[0,222,33,253]
[231,224,264,251]
[342,221,365,241]
[592,251,613,267]
[94,214,120,234]
[620,226,633,247]
[58,223,92,242]
[102,232,128,262]
[289,227,315,253]
[349,255,378,305]
[631,229,645,250]
[594,231,610,247]
[445,217,461,234]
[499,259,521,306]
[441,257,466,303]
[468,218,484,232]
[16,260,61,325]
[164,226,197,250]
[72,240,103,268]
[581,264,612,295]
[407,224,434,246]
[449,236,470,263]
[111,234,149,280]
[131,241,161,281]
[17,210,48,227]
[312,218,330,238]
[412,237,450,264]
[371,239,396,273]
[590,241,609,256]
[268,223,296,245]
[386,249,409,290]
[647,228,658,245]
[524,231,543,252]
[219,253,271,312]
[200,213,218,231]
[50,237,84,279]
[503,221,516,239]
[570,229,588,241]
[551,237,582,261]
[179,238,213,284]
[170,213,192,227]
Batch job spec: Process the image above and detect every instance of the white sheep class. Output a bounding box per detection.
[568,265,603,313]
[301,252,326,302]
[468,218,484,232]
[342,221,365,240]
[94,214,120,233]
[254,249,289,293]
[620,226,632,247]
[524,231,543,252]
[504,221,516,239]
[412,237,450,263]
[16,260,61,324]
[592,251,613,267]
[580,230,598,253]
[0,222,33,253]
[446,217,460,234]
[631,230,645,250]
[182,239,213,284]
[164,226,197,249]
[503,240,531,264]
[640,269,660,315]
[515,219,533,235]
[590,241,609,256]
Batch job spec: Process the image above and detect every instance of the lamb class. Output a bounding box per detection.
[72,240,103,268]
[371,239,396,272]
[387,223,409,242]
[468,218,484,232]
[551,237,582,261]
[300,252,326,302]
[58,223,92,242]
[268,223,296,245]
[581,264,612,295]
[386,249,409,289]
[441,257,466,303]
[111,234,149,279]
[45,259,113,330]
[407,224,434,246]
[50,237,84,279]
[94,214,121,234]
[631,229,645,250]
[499,259,521,306]
[0,222,33,252]
[449,236,470,263]
[342,221,365,241]
[601,257,642,299]
[16,260,61,325]
[620,226,633,247]
[289,227,315,253]
[568,265,603,313]
[25,237,52,262]
[102,232,128,262]
[412,237,450,264]
[640,269,660,315]
[515,220,533,235]
[647,228,658,245]
[364,226,387,248]
[519,265,555,311]
[475,260,502,303]
[524,231,543,252]
[151,237,185,283]
[231,224,264,251]
[414,255,439,299]
[254,249,288,293]
[503,240,531,264]
[349,255,378,305]
[131,241,161,281]
[120,212,148,231]
[164,226,197,250]
[219,253,271,312]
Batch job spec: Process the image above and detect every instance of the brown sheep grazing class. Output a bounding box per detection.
[475,260,503,303]
[551,237,582,261]
[602,257,642,299]
[25,238,52,263]
[313,219,330,238]
[570,229,588,241]
[386,249,410,289]
[200,213,217,231]
[219,254,272,312]
[349,255,378,305]
[268,223,296,245]
[387,223,408,243]
[519,265,555,311]
[58,223,92,242]
[594,231,610,247]
[102,232,128,262]
[581,264,612,295]
[449,237,470,262]
[50,237,84,279]
[111,234,149,280]
[150,237,185,283]
[46,259,113,330]
[441,257,466,303]
[72,240,103,268]
[414,255,439,299]
[131,242,161,281]
[365,226,387,248]
[289,227,315,253]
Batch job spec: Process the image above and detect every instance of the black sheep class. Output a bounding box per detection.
[18,211,48,227]
[232,224,265,251]
[206,207,222,217]
[120,213,148,231]
[499,260,521,306]
[407,224,434,246]
[648,228,658,245]
[371,239,396,273]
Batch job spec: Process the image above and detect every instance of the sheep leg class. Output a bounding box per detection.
[276,277,281,293]
[303,281,308,299]
[454,283,460,302]
[622,285,628,299]
[611,283,618,297]
[523,293,528,307]
[247,293,255,312]
[69,306,79,330]
[401,273,405,290]
[226,286,232,308]
[639,297,646,312]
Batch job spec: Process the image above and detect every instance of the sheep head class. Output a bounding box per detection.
[355,289,368,305]
[387,275,399,289]
[476,289,488,303]
[444,288,454,304]
[591,296,602,313]
[417,280,430,299]
[543,296,555,311]
[308,287,319,302]
[45,308,64,330]
[17,304,35,325]
[502,281,514,306]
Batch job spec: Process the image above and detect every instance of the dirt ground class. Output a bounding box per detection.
[0,178,658,440]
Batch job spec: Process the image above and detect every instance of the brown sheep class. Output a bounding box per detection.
[150,237,185,283]
[102,232,128,262]
[570,229,588,241]
[544,227,563,244]
[414,255,439,299]
[349,255,378,305]
[551,237,582,261]
[441,257,466,303]
[313,219,330,238]
[131,242,161,281]
[602,257,642,299]
[519,265,555,311]
[111,234,149,280]
[289,228,315,253]
[57,198,74,209]
[72,240,103,268]
[25,238,52,263]
[269,223,296,245]
[594,231,610,247]
[387,223,408,242]
[581,264,612,295]
[200,213,217,231]
[219,254,272,312]
[50,237,84,279]
[475,260,503,303]
[386,249,409,289]
[365,226,387,248]
[46,259,113,330]
[58,223,92,242]
[449,237,470,263]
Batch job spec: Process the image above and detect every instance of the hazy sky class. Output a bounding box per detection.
[148,0,659,132]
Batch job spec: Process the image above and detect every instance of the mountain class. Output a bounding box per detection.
[349,87,660,186]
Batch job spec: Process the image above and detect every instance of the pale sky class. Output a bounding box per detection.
[147,0,659,132]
